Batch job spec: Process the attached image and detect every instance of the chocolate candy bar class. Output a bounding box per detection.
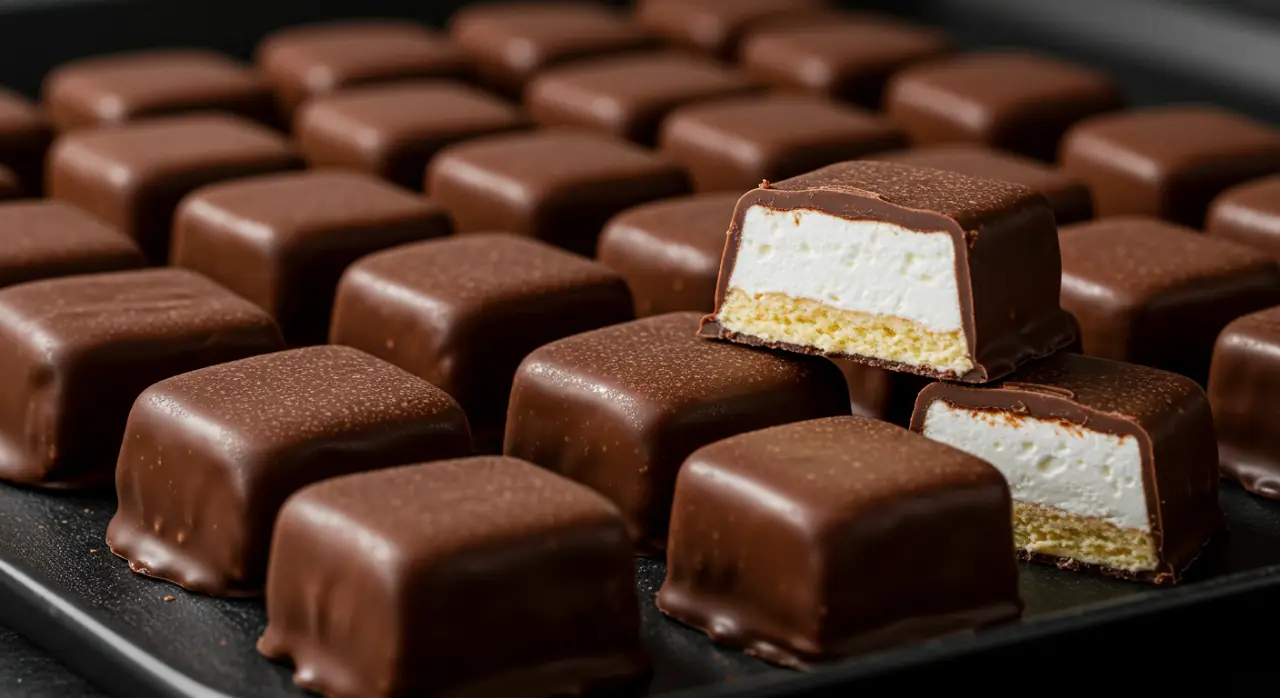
[1059,216,1280,385]
[885,52,1123,161]
[450,1,657,97]
[330,233,634,453]
[48,114,302,263]
[1208,307,1280,500]
[912,352,1225,583]
[872,144,1094,225]
[42,49,275,132]
[834,359,933,427]
[172,170,451,346]
[659,95,906,192]
[107,346,472,596]
[0,201,145,288]
[0,87,52,195]
[255,20,471,117]
[506,312,850,552]
[658,415,1020,666]
[294,81,530,191]
[428,130,691,256]
[635,0,830,60]
[525,52,759,145]
[1061,106,1280,227]
[699,161,1076,383]
[741,15,949,107]
[1207,175,1280,259]
[0,269,282,488]
[258,457,646,697]
[597,192,739,316]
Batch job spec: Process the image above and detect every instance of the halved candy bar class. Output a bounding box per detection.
[699,161,1076,382]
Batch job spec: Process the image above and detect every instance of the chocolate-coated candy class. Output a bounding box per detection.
[294,81,530,191]
[428,130,691,256]
[0,87,52,195]
[107,346,472,596]
[173,170,451,346]
[0,200,145,288]
[658,415,1020,667]
[659,95,906,192]
[1209,307,1280,500]
[505,311,851,553]
[1059,216,1280,385]
[0,166,20,200]
[1207,175,1280,260]
[597,192,738,317]
[258,457,647,698]
[635,0,830,60]
[1061,106,1280,227]
[0,268,282,488]
[47,114,302,263]
[42,49,275,132]
[834,359,932,427]
[526,52,759,145]
[886,52,1122,161]
[330,233,634,453]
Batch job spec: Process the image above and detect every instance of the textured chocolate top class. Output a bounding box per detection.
[1207,175,1280,260]
[0,200,146,288]
[635,0,831,59]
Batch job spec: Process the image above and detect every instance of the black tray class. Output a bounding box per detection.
[3,0,1280,695]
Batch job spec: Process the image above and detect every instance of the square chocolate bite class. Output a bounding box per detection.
[294,81,530,190]
[107,345,472,596]
[258,457,646,698]
[173,170,452,346]
[505,311,851,553]
[834,359,933,427]
[635,0,831,60]
[658,416,1020,667]
[525,52,760,145]
[449,1,658,97]
[1209,307,1280,500]
[741,15,950,107]
[0,200,145,288]
[1207,175,1280,260]
[47,114,303,263]
[597,192,739,317]
[42,49,276,132]
[659,95,906,192]
[0,268,282,488]
[0,87,52,195]
[885,51,1123,161]
[330,233,634,453]
[428,130,691,256]
[255,20,472,117]
[1061,106,1280,227]
[1059,216,1280,385]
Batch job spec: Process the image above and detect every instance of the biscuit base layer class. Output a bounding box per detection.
[715,288,973,377]
[1014,501,1158,575]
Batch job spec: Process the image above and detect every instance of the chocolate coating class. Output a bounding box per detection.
[700,161,1078,383]
[659,95,907,192]
[172,170,451,346]
[658,415,1020,667]
[294,81,530,191]
[505,312,851,553]
[0,87,52,196]
[872,144,1094,224]
[47,114,303,263]
[0,166,20,200]
[258,457,646,698]
[42,49,275,132]
[428,130,692,256]
[0,200,145,288]
[1208,307,1280,500]
[525,52,760,145]
[885,52,1123,161]
[330,233,634,453]
[635,0,831,60]
[1207,175,1280,260]
[1059,216,1280,385]
[833,359,933,427]
[0,268,283,488]
[910,352,1225,583]
[107,346,472,596]
[1061,106,1280,227]
[597,192,738,317]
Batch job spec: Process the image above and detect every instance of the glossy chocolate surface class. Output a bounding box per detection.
[0,268,282,488]
[1209,307,1280,501]
[659,95,906,192]
[0,87,52,195]
[1059,216,1280,385]
[0,200,145,288]
[505,311,850,553]
[635,0,831,60]
[330,233,634,453]
[172,170,451,346]
[834,359,933,427]
[1207,175,1280,260]
[107,346,472,596]
[659,415,1020,667]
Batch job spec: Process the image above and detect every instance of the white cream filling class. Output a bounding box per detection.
[726,205,963,333]
[922,400,1149,532]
